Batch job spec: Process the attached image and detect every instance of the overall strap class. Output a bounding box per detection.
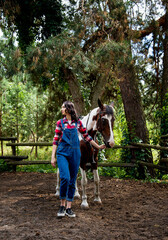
[61,119,65,130]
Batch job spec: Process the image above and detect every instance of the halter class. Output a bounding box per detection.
[96,108,114,148]
[96,110,104,132]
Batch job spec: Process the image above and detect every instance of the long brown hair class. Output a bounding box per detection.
[63,101,78,122]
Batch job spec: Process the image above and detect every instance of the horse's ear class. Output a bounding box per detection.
[98,99,104,110]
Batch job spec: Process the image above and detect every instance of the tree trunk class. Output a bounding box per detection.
[160,4,168,160]
[118,64,149,142]
[90,70,110,109]
[118,62,154,178]
[63,67,86,116]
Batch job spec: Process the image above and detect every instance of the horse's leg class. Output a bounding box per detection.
[93,169,102,203]
[55,168,60,197]
[74,179,80,198]
[80,167,89,209]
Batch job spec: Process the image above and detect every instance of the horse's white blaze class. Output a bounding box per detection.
[104,114,115,147]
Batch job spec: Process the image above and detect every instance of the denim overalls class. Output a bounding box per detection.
[56,119,81,202]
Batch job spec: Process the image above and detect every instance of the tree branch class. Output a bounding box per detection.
[82,14,166,52]
[135,14,166,39]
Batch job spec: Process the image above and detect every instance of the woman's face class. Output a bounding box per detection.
[61,104,66,115]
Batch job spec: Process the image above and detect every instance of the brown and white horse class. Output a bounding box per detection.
[55,99,115,208]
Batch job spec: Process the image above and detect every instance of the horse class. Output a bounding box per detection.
[55,99,115,208]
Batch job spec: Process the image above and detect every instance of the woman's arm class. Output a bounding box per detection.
[51,120,63,168]
[90,140,106,150]
[53,119,62,145]
[51,144,57,168]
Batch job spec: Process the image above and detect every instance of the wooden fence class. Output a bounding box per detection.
[0,135,168,172]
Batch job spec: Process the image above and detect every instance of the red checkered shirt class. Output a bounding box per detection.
[53,117,92,146]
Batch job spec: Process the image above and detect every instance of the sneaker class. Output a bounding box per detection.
[66,208,76,218]
[57,206,66,217]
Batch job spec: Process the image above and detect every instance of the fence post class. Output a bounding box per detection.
[11,138,16,171]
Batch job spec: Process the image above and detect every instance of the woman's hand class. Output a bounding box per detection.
[51,156,57,168]
[99,144,106,150]
[51,144,57,168]
[90,140,106,150]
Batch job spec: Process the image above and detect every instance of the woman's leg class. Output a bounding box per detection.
[66,151,80,202]
[57,154,70,201]
[60,199,66,207]
[66,201,72,209]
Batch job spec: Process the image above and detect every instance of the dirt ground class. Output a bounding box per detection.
[0,172,168,240]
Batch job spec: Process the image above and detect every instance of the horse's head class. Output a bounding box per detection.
[93,99,115,148]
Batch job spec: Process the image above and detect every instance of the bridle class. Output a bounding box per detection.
[96,110,105,132]
[96,109,114,148]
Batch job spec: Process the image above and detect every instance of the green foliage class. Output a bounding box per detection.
[99,166,126,179]
[0,160,14,172]
[1,0,63,51]
[17,164,58,173]
[1,74,56,141]
[162,174,168,180]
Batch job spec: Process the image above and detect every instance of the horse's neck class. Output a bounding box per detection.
[82,107,98,131]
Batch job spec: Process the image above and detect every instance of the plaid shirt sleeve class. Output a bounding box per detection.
[53,120,63,145]
[78,119,93,142]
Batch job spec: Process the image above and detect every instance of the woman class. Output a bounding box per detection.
[51,101,105,218]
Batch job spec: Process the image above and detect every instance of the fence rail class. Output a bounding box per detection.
[5,160,136,168]
[131,142,168,151]
[1,137,168,172]
[6,142,52,147]
[161,134,168,139]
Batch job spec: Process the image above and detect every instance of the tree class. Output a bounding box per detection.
[160,1,168,159]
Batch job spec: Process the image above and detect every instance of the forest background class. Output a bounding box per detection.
[0,0,167,179]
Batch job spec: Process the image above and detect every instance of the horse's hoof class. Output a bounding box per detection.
[94,198,102,204]
[81,203,89,209]
[55,191,60,197]
[74,192,81,198]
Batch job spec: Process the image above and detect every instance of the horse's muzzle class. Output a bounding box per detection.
[104,141,115,148]
[104,141,111,148]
